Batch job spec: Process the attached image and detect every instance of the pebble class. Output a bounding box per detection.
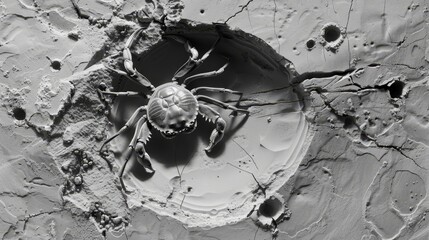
[74,176,82,185]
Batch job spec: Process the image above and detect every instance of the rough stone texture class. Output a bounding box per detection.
[0,0,428,239]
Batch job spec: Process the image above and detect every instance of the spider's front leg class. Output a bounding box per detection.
[198,103,226,152]
[165,34,221,81]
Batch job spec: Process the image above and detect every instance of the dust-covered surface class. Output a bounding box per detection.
[0,0,428,239]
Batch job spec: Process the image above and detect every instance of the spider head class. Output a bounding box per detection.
[183,120,197,134]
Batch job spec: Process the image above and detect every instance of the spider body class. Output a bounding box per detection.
[99,27,249,192]
[147,82,198,138]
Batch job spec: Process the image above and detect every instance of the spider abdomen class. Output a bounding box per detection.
[147,83,198,133]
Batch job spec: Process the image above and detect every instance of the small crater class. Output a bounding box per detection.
[259,196,284,218]
[320,23,345,53]
[322,24,341,42]
[306,38,316,50]
[50,59,62,71]
[388,81,405,98]
[200,9,205,14]
[13,107,26,120]
[343,115,355,129]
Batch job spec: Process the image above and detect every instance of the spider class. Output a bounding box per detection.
[98,27,249,192]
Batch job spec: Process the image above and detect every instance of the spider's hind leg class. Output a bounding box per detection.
[119,116,145,193]
[99,106,146,154]
[119,116,154,193]
[134,121,155,173]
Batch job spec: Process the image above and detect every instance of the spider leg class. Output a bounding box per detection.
[119,116,146,193]
[99,106,147,154]
[191,86,243,102]
[197,95,249,115]
[165,34,221,81]
[198,103,226,152]
[134,121,155,173]
[97,89,148,98]
[182,62,229,86]
[105,27,156,92]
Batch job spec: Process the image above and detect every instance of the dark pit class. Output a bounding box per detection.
[259,197,283,218]
[389,80,405,98]
[306,39,316,50]
[13,107,26,120]
[51,60,62,71]
[322,25,341,42]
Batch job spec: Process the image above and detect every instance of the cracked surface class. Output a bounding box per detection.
[0,0,429,239]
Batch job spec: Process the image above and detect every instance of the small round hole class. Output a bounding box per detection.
[306,39,316,50]
[343,115,355,129]
[259,197,283,218]
[13,107,26,120]
[322,25,341,42]
[51,60,62,71]
[200,9,205,14]
[389,80,405,98]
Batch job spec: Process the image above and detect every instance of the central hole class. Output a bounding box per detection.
[259,197,282,217]
[323,25,341,42]
[51,60,62,71]
[13,107,26,120]
[306,39,316,49]
[389,80,405,98]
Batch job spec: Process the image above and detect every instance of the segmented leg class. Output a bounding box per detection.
[182,62,229,86]
[99,106,147,153]
[104,28,155,92]
[104,65,154,92]
[98,89,147,97]
[165,35,221,81]
[191,86,243,101]
[119,116,146,193]
[198,103,226,152]
[134,121,155,173]
[197,95,249,114]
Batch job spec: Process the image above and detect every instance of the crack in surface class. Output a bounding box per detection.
[224,0,255,24]
[345,0,354,68]
[227,163,266,197]
[374,143,428,170]
[272,0,281,53]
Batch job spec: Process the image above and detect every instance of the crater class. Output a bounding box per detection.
[259,195,284,218]
[103,21,312,228]
[320,23,345,53]
[388,80,405,98]
[13,107,26,120]
[50,59,62,71]
[322,24,341,42]
[305,38,316,51]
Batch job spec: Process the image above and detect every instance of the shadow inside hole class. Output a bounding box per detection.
[322,25,341,42]
[389,80,405,98]
[51,60,62,71]
[259,197,283,217]
[13,107,26,120]
[342,115,355,129]
[306,39,316,50]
